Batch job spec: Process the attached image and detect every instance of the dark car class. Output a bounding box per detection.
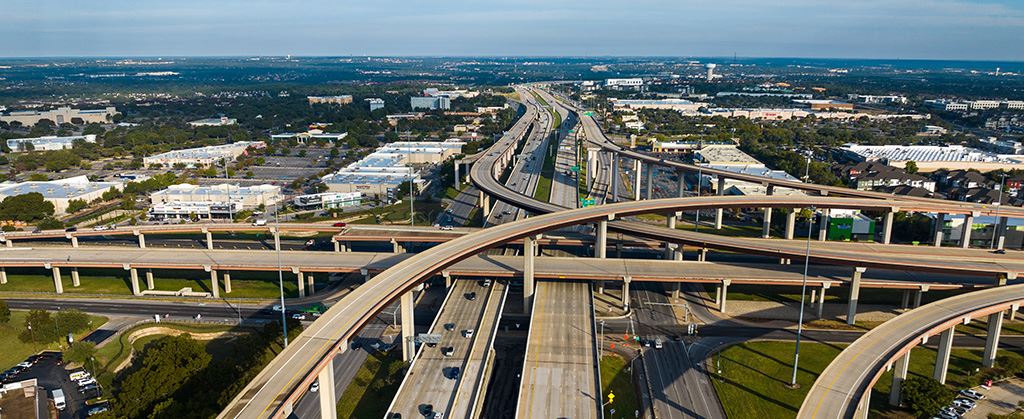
[332,222,347,227]
[444,323,456,331]
[465,292,476,301]
[65,227,78,233]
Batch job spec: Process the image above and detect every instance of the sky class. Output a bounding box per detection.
[4,0,1024,60]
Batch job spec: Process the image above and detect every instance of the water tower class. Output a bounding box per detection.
[705,63,717,82]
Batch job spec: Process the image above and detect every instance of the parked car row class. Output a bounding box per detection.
[935,389,984,418]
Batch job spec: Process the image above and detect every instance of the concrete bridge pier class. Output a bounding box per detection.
[782,210,797,264]
[0,267,7,284]
[318,362,338,419]
[208,268,220,299]
[762,185,775,239]
[272,229,281,252]
[205,230,214,250]
[306,272,315,294]
[714,177,725,230]
[983,311,1005,368]
[596,219,608,259]
[961,213,976,248]
[479,191,490,217]
[997,216,1009,250]
[391,239,404,254]
[524,236,536,312]
[645,164,654,199]
[889,350,911,406]
[2,238,11,248]
[51,266,63,294]
[146,269,155,290]
[70,267,80,287]
[933,212,946,247]
[847,267,867,325]
[610,155,619,202]
[913,285,929,308]
[400,290,416,362]
[127,266,140,296]
[817,209,830,242]
[134,231,146,248]
[293,268,305,298]
[67,234,78,248]
[622,276,632,309]
[934,327,955,384]
[817,282,831,318]
[716,279,731,313]
[632,159,642,201]
[223,271,232,294]
[882,209,896,244]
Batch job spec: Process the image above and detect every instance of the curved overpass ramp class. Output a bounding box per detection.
[798,283,1024,418]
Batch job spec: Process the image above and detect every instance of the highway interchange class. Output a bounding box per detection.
[5,84,1024,419]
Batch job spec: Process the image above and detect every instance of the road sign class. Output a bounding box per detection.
[570,166,580,172]
[584,111,595,116]
[580,198,596,207]
[608,392,615,403]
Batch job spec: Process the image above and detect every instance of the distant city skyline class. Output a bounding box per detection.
[4,0,1024,61]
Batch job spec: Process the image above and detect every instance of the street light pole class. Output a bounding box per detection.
[790,154,814,387]
[991,173,1006,249]
[273,202,288,347]
[694,166,703,232]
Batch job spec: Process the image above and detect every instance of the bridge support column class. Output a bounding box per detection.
[913,285,928,308]
[672,283,681,300]
[307,272,315,294]
[71,267,80,287]
[900,290,910,309]
[223,271,232,294]
[664,214,677,259]
[698,247,707,262]
[810,289,816,308]
[146,269,154,290]
[273,229,281,252]
[762,185,775,239]
[889,351,910,406]
[480,191,490,217]
[677,171,686,198]
[934,327,955,384]
[961,214,975,249]
[882,210,896,244]
[296,269,305,298]
[633,159,642,201]
[615,242,622,258]
[3,239,11,248]
[360,268,370,283]
[717,279,731,313]
[400,290,415,362]
[524,235,536,312]
[318,362,337,419]
[715,177,725,229]
[135,231,146,248]
[645,164,654,199]
[781,210,797,264]
[206,231,214,250]
[596,219,608,259]
[0,268,7,284]
[443,272,452,289]
[997,216,1008,250]
[622,276,631,309]
[847,267,866,325]
[391,239,403,254]
[334,240,341,252]
[210,269,219,299]
[611,155,619,202]
[817,282,830,318]
[128,267,140,296]
[818,209,830,241]
[984,311,1005,368]
[933,212,946,247]
[69,235,78,248]
[51,267,63,294]
[1011,303,1020,322]
[454,161,460,188]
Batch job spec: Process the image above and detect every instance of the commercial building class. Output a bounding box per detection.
[143,141,265,168]
[6,134,97,152]
[702,164,805,196]
[846,94,908,104]
[367,98,385,111]
[793,99,855,111]
[917,125,949,136]
[716,91,814,99]
[840,143,1024,172]
[0,175,124,214]
[0,106,119,125]
[0,378,47,419]
[610,99,708,112]
[292,192,363,209]
[604,78,644,88]
[842,161,936,192]
[308,95,353,105]
[148,183,283,219]
[689,107,927,121]
[978,137,1024,155]
[926,99,1023,112]
[270,130,348,144]
[188,116,237,127]
[321,140,464,199]
[423,88,478,99]
[411,96,451,111]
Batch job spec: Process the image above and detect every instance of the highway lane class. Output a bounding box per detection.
[290,323,387,419]
[449,281,508,418]
[516,281,600,419]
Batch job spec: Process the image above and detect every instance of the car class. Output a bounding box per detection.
[65,227,78,233]
[994,249,1007,254]
[252,219,268,226]
[420,404,434,415]
[92,225,111,231]
[444,323,456,331]
[310,380,319,393]
[351,341,362,350]
[439,225,453,231]
[432,412,444,419]
[447,367,460,379]
[332,222,347,227]
[465,292,476,301]
[272,305,284,312]
[77,378,97,388]
[502,210,512,215]
[292,313,308,320]
[959,389,984,400]
[441,347,454,357]
[654,339,664,349]
[939,407,962,418]
[463,329,474,339]
[79,383,99,394]
[952,398,976,410]
[87,405,110,416]
[15,361,31,369]
[481,279,492,287]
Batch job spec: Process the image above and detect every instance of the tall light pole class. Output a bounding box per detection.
[694,166,703,232]
[790,154,814,387]
[273,202,289,347]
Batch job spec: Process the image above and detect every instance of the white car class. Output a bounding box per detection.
[272,305,284,312]
[952,398,976,410]
[463,329,474,339]
[310,380,319,393]
[959,389,984,400]
[92,225,111,231]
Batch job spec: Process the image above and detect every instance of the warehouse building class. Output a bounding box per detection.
[292,192,363,209]
[321,141,464,199]
[0,175,123,214]
[143,141,265,168]
[148,183,282,220]
[0,106,119,125]
[6,134,97,152]
[308,95,353,105]
[840,143,1024,172]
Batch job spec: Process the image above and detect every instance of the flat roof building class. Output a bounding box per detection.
[367,98,385,111]
[423,88,478,99]
[0,106,118,125]
[793,99,855,111]
[270,130,348,144]
[308,95,353,105]
[293,192,363,209]
[604,78,644,88]
[6,134,97,153]
[841,143,1024,172]
[411,96,451,111]
[322,140,464,199]
[0,175,123,214]
[0,378,47,419]
[611,99,708,112]
[694,144,762,166]
[143,141,265,168]
[150,183,283,216]
[188,116,237,127]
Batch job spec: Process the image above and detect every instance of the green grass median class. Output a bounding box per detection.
[336,349,407,419]
[0,310,107,370]
[601,354,640,418]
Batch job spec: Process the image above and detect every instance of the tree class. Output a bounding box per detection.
[64,341,96,365]
[0,193,56,222]
[902,377,954,416]
[112,335,212,418]
[905,160,919,174]
[0,300,10,324]
[19,310,57,344]
[66,199,88,213]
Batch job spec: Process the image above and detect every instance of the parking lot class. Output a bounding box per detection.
[2,351,106,418]
[965,378,1024,418]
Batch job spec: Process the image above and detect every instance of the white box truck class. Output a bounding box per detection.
[52,388,66,410]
